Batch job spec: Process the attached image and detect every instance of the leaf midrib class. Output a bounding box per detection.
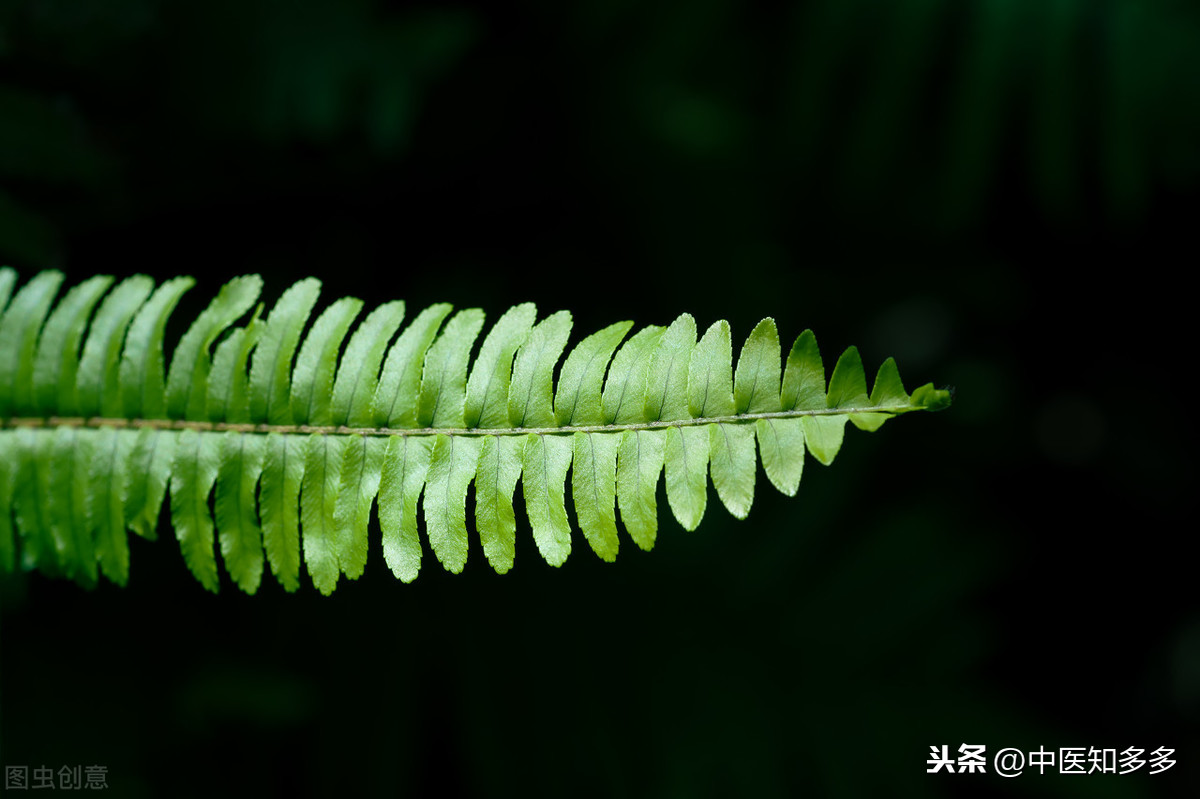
[1,402,924,437]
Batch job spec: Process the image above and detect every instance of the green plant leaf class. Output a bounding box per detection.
[290,297,362,428]
[555,321,632,426]
[31,274,113,416]
[373,303,452,428]
[77,276,155,418]
[603,325,664,425]
[0,429,17,573]
[0,270,951,592]
[90,427,131,585]
[169,428,222,592]
[206,311,264,424]
[249,278,320,426]
[12,428,55,574]
[465,303,536,429]
[123,428,176,541]
[522,433,574,566]
[688,320,735,418]
[616,429,666,551]
[475,434,525,573]
[260,432,304,592]
[755,417,805,496]
[646,313,696,423]
[165,275,262,422]
[424,433,481,573]
[378,435,433,582]
[214,431,266,593]
[709,421,756,519]
[572,430,620,561]
[301,433,344,595]
[119,277,194,420]
[332,301,406,427]
[332,435,386,579]
[664,425,709,531]
[417,309,484,429]
[780,329,825,411]
[50,426,94,584]
[509,310,572,428]
[0,270,63,417]
[734,318,782,415]
[0,267,17,313]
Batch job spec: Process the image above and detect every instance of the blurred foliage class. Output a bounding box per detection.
[164,0,475,149]
[0,0,475,265]
[2,0,1199,264]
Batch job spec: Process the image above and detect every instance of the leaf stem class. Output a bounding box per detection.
[1,404,926,438]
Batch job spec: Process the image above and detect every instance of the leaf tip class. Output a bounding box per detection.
[910,383,954,412]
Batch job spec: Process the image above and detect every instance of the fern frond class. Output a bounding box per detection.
[0,268,951,594]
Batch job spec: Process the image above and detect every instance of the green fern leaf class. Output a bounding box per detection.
[89,427,128,584]
[77,275,155,418]
[378,435,433,582]
[0,270,951,594]
[616,428,666,550]
[166,275,262,421]
[474,434,524,574]
[31,274,112,416]
[123,427,175,541]
[466,303,536,430]
[332,301,406,427]
[0,267,17,312]
[248,277,319,426]
[425,433,482,575]
[215,430,267,593]
[260,432,304,591]
[373,303,452,428]
[0,429,16,573]
[291,296,361,428]
[331,435,386,579]
[119,276,194,420]
[573,429,621,561]
[0,270,63,417]
[170,429,221,591]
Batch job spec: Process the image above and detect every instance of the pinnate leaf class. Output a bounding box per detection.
[0,269,950,591]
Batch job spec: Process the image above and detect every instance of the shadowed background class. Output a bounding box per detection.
[1,0,1197,796]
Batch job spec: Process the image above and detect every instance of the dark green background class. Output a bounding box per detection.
[1,1,1196,796]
